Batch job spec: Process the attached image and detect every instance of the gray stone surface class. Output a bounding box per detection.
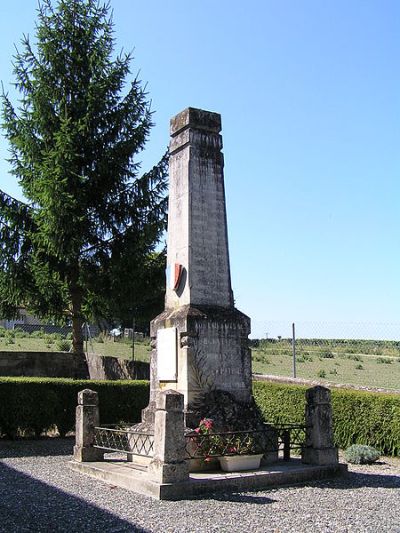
[148,390,189,484]
[73,390,104,463]
[147,108,252,421]
[166,107,233,309]
[70,457,347,501]
[86,353,149,380]
[149,305,252,422]
[0,351,87,379]
[302,386,338,466]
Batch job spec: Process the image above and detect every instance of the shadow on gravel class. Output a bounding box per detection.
[0,462,146,533]
[0,438,74,458]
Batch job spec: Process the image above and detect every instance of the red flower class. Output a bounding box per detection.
[201,418,213,430]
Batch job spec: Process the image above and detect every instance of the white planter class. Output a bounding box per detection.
[219,454,263,472]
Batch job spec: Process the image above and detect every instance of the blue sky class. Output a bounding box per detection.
[0,1,399,338]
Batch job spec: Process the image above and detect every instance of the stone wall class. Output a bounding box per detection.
[0,351,80,378]
[85,353,150,381]
[0,351,149,381]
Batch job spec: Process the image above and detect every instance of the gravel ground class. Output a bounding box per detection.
[0,439,399,533]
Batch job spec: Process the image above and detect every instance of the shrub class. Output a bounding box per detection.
[347,354,363,362]
[44,334,55,345]
[30,329,45,338]
[0,327,6,337]
[6,336,15,345]
[344,444,380,464]
[355,364,364,370]
[317,370,326,379]
[377,357,392,365]
[0,377,149,437]
[56,339,71,352]
[320,350,334,359]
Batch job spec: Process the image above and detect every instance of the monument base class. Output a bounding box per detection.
[302,447,339,466]
[69,459,348,501]
[145,304,252,428]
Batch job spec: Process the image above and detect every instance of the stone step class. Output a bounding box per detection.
[126,454,152,472]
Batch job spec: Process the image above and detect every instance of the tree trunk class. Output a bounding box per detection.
[71,285,84,355]
[70,281,88,379]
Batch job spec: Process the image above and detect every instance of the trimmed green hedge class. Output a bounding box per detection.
[1,378,399,456]
[0,377,149,438]
[253,381,400,456]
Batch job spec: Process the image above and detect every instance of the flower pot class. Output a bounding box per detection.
[189,457,220,472]
[219,454,263,472]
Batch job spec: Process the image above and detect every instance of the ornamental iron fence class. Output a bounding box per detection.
[185,423,307,461]
[93,423,307,462]
[93,426,154,457]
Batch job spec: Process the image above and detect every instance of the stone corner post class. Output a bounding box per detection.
[148,389,189,484]
[302,385,338,466]
[73,389,104,462]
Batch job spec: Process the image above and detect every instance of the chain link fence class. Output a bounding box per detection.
[251,321,400,390]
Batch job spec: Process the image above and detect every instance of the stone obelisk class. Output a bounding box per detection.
[145,107,251,427]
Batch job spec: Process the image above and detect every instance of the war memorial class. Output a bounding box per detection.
[70,107,345,499]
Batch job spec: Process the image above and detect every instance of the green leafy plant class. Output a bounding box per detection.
[317,370,326,379]
[44,335,55,345]
[377,357,392,365]
[190,418,223,461]
[5,331,15,344]
[56,339,71,352]
[344,444,380,464]
[30,330,45,339]
[190,418,259,462]
[347,354,363,362]
[320,350,334,359]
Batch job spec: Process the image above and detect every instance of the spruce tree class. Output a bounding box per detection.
[0,0,168,355]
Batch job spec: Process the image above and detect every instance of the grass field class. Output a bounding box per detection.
[0,328,151,363]
[252,339,400,390]
[1,328,399,390]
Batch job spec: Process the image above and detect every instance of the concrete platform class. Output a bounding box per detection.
[69,459,348,500]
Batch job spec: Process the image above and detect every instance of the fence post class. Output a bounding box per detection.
[148,389,189,483]
[302,386,338,465]
[283,430,291,461]
[73,389,104,462]
[292,322,296,378]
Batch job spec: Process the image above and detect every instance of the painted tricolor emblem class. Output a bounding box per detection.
[166,263,183,291]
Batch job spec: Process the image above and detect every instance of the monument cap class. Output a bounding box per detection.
[170,107,221,136]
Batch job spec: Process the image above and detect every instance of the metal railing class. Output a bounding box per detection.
[93,426,154,457]
[185,423,307,461]
[93,423,307,462]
